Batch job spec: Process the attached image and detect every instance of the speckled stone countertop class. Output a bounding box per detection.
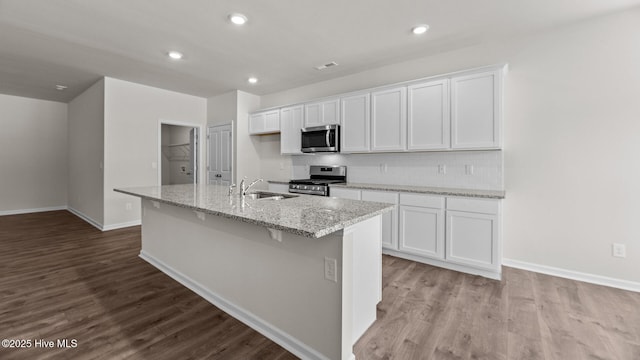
[331,183,505,199]
[115,184,393,238]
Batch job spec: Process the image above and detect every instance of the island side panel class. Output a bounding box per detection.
[139,199,348,360]
[344,215,382,343]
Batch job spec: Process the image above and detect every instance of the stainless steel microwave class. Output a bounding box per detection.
[301,125,340,153]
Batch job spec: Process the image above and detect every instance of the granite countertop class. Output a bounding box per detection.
[331,183,505,199]
[115,184,393,239]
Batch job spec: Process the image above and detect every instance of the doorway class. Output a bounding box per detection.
[207,123,233,186]
[160,123,199,185]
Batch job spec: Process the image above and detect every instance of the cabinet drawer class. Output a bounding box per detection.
[399,193,444,208]
[446,197,499,214]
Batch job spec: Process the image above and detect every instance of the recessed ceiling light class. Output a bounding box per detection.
[412,24,429,35]
[55,85,67,91]
[229,13,248,25]
[168,51,183,60]
[247,77,258,84]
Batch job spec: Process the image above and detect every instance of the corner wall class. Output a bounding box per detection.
[103,77,206,229]
[67,79,105,226]
[0,94,68,214]
[260,8,640,284]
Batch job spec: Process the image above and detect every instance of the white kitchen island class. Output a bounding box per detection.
[115,184,393,360]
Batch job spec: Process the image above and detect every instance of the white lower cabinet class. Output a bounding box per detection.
[268,183,290,193]
[329,187,361,200]
[361,190,398,250]
[332,187,502,279]
[398,193,445,259]
[445,197,501,272]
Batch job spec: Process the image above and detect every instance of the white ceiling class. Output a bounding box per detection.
[1,0,639,103]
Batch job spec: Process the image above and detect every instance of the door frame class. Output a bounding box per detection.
[158,119,204,186]
[206,121,234,185]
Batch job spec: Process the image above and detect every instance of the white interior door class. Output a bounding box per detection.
[207,124,233,186]
[189,128,198,184]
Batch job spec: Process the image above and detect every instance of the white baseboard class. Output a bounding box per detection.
[0,205,67,216]
[139,250,331,360]
[102,220,141,231]
[383,249,502,281]
[503,258,640,293]
[67,207,141,232]
[67,207,104,231]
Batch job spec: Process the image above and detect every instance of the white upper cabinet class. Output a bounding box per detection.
[407,79,450,150]
[304,98,340,127]
[341,93,370,153]
[451,70,502,149]
[249,109,280,135]
[280,105,303,154]
[371,86,407,151]
[249,64,505,151]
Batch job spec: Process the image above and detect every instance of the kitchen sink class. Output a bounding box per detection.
[244,191,298,200]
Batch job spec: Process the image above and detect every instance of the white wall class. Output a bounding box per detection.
[103,77,206,228]
[259,8,640,284]
[207,91,237,126]
[257,134,292,182]
[0,94,68,214]
[67,79,105,225]
[235,91,264,188]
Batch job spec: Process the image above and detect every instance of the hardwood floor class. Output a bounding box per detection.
[1,211,639,359]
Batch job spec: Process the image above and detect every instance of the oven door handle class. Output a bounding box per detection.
[325,130,331,148]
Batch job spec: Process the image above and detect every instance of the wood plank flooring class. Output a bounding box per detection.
[1,211,639,359]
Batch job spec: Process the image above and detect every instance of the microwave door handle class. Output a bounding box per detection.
[325,130,330,148]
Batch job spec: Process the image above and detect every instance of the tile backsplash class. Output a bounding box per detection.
[291,150,503,190]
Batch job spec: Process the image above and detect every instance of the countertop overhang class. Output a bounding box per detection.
[115,184,393,238]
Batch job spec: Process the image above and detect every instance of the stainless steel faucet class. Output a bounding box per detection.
[240,177,263,196]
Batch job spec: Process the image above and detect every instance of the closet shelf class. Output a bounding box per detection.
[162,143,191,161]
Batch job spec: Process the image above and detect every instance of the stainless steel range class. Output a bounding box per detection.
[289,165,347,196]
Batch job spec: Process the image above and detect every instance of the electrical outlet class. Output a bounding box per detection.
[612,243,626,258]
[125,202,132,211]
[465,164,474,175]
[438,164,446,175]
[324,257,337,282]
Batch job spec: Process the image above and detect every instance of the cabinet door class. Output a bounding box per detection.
[249,113,265,134]
[268,183,290,193]
[362,190,398,250]
[280,105,303,154]
[264,110,280,132]
[322,99,340,125]
[371,87,407,151]
[399,205,444,259]
[304,103,322,127]
[408,79,450,150]
[330,187,361,200]
[341,93,370,153]
[451,70,501,149]
[446,210,499,271]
